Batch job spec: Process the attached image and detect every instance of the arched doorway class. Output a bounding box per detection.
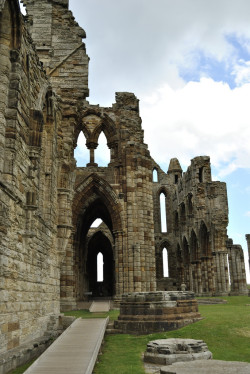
[87,231,114,297]
[74,197,115,300]
[60,174,123,308]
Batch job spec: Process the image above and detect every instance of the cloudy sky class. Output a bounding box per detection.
[20,0,250,280]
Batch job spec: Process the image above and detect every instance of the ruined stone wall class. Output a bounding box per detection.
[60,93,157,310]
[153,156,248,296]
[0,0,62,358]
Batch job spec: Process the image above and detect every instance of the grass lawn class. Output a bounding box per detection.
[10,296,250,374]
[92,296,250,374]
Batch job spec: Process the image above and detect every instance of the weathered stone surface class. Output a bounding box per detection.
[114,292,202,334]
[160,360,250,374]
[144,338,212,365]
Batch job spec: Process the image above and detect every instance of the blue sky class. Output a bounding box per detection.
[19,0,250,281]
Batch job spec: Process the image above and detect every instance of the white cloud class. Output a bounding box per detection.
[245,211,250,217]
[232,60,250,86]
[140,78,250,176]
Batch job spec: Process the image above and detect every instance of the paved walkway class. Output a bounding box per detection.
[89,301,110,313]
[24,318,109,374]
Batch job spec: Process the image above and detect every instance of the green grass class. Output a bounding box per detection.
[64,309,119,321]
[93,296,250,374]
[9,360,35,374]
[10,297,250,374]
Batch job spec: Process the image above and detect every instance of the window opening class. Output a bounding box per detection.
[160,193,167,232]
[162,248,169,277]
[91,219,103,228]
[74,131,89,167]
[175,174,178,184]
[95,131,110,166]
[199,167,204,183]
[153,169,158,182]
[227,254,231,285]
[97,252,104,282]
[19,1,27,15]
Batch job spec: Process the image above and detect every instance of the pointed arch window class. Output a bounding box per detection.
[74,131,89,166]
[95,131,110,166]
[187,194,193,215]
[200,222,210,256]
[190,230,198,261]
[97,252,104,282]
[160,192,167,232]
[153,168,158,182]
[183,237,190,264]
[180,203,186,225]
[162,248,169,277]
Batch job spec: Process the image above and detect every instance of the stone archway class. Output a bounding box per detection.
[87,230,114,297]
[60,174,123,309]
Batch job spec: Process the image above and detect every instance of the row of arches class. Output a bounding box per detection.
[177,222,211,264]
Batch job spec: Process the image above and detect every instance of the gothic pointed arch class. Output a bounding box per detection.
[73,173,123,233]
[183,236,189,264]
[190,229,199,261]
[200,221,210,257]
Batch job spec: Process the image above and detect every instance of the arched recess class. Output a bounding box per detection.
[174,211,179,233]
[187,194,193,215]
[183,236,190,264]
[200,221,210,257]
[190,230,199,262]
[180,203,186,226]
[86,230,114,297]
[0,0,21,173]
[61,174,123,302]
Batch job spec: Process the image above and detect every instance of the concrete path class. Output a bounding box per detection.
[24,318,109,374]
[89,301,110,313]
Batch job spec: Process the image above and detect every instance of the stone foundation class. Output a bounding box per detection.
[114,291,202,334]
[144,338,212,366]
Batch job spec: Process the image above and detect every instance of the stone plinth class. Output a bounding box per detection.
[144,338,212,366]
[114,291,202,334]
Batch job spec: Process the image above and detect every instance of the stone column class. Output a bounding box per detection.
[227,240,248,295]
[246,234,250,274]
[114,230,125,296]
[86,142,98,167]
[214,251,229,295]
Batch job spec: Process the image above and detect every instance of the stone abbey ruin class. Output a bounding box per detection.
[0,0,249,367]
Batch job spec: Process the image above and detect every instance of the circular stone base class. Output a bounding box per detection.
[114,291,202,334]
[144,339,212,365]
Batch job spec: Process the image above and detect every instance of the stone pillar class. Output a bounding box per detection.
[214,251,229,295]
[227,239,248,295]
[114,230,125,296]
[86,142,98,167]
[246,234,250,274]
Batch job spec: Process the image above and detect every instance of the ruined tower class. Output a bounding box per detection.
[0,0,248,370]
